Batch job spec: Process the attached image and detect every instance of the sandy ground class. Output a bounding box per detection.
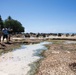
[36,40,76,75]
[1,36,76,75]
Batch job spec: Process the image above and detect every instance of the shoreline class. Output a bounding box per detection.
[0,42,21,55]
[0,38,43,55]
[27,50,47,75]
[27,42,51,75]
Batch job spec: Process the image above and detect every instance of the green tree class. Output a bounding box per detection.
[0,15,4,30]
[4,16,25,34]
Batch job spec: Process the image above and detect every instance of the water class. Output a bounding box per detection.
[0,41,51,75]
[64,41,76,44]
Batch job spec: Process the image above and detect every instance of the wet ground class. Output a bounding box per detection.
[0,41,50,75]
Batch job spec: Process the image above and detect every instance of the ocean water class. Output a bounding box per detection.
[0,41,51,75]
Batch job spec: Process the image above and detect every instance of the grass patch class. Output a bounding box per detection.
[51,40,65,44]
[44,39,65,44]
[27,59,42,75]
[0,43,21,56]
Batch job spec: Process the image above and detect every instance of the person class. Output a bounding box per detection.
[0,30,2,43]
[0,25,2,43]
[7,28,13,41]
[2,28,9,43]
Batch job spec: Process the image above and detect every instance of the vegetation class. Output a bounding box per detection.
[0,15,4,30]
[58,33,62,37]
[0,15,24,34]
[24,32,76,38]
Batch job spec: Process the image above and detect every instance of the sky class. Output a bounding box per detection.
[0,0,76,33]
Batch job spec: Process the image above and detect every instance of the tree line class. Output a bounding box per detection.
[0,15,25,34]
[24,32,76,38]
